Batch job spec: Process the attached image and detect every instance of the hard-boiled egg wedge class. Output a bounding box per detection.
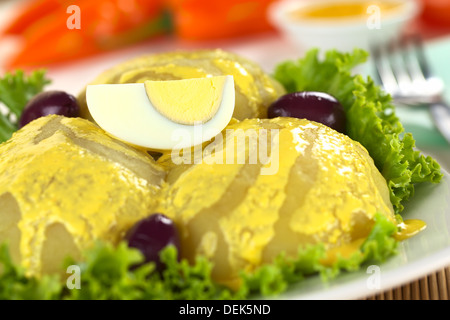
[86,76,235,150]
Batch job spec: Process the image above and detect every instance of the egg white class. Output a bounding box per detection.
[86,76,235,150]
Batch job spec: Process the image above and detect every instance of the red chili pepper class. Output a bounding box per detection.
[1,0,66,35]
[3,0,169,69]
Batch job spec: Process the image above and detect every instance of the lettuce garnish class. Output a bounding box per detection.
[0,69,50,143]
[273,49,443,213]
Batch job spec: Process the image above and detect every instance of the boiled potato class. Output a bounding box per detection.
[77,49,286,122]
[0,115,166,276]
[156,117,396,286]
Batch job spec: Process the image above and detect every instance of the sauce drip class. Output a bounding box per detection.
[321,238,365,266]
[290,1,402,20]
[395,219,427,241]
[322,219,427,266]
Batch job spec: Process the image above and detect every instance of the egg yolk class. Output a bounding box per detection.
[144,76,227,125]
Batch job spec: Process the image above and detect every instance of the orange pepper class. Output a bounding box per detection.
[3,0,169,69]
[1,0,65,35]
[165,0,279,40]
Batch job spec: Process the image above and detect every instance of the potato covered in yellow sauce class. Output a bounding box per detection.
[0,115,165,276]
[77,49,285,122]
[156,117,396,286]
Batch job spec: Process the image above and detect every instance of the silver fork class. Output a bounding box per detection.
[371,35,450,145]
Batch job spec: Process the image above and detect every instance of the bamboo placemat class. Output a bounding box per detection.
[364,266,450,300]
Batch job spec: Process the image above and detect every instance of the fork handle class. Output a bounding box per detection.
[429,102,450,145]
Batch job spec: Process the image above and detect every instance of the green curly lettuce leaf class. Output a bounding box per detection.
[0,213,397,300]
[273,49,443,213]
[0,69,51,143]
[0,243,61,300]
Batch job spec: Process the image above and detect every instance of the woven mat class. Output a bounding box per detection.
[364,267,450,300]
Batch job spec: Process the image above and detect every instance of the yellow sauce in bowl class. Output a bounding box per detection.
[289,1,403,21]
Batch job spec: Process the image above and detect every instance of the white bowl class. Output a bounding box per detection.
[268,0,421,53]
